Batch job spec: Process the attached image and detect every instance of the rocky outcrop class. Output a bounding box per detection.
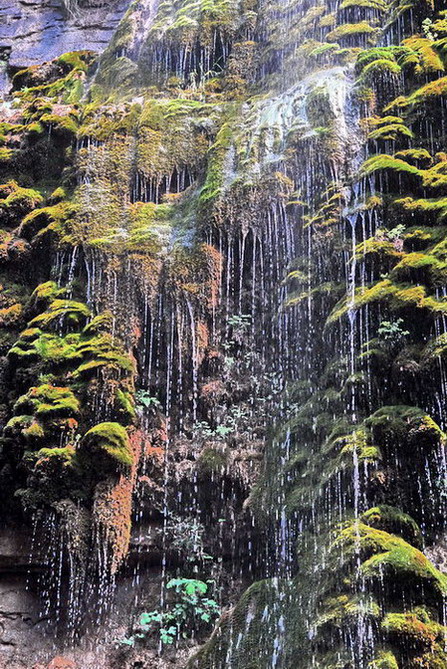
[0,0,129,69]
[1,0,447,667]
[0,527,45,668]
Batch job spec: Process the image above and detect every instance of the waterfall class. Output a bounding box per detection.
[1,0,447,667]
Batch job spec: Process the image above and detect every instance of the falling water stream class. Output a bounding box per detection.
[1,0,447,668]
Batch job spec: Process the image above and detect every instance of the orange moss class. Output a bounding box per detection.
[200,243,223,309]
[93,477,133,574]
[197,320,210,358]
[0,303,23,326]
[47,657,77,669]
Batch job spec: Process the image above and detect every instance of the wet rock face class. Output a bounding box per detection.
[0,0,130,68]
[0,527,45,668]
[1,0,447,665]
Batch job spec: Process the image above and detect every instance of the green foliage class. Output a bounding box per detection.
[120,578,219,647]
[377,318,409,341]
[227,313,251,330]
[165,515,213,562]
[327,278,447,324]
[0,181,44,222]
[198,446,229,473]
[135,390,161,411]
[422,18,438,41]
[19,202,77,240]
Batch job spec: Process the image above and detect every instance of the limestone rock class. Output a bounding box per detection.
[0,0,130,68]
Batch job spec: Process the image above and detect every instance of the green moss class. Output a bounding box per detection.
[49,187,67,203]
[0,147,13,162]
[4,414,34,437]
[82,311,114,335]
[149,0,242,43]
[198,446,229,473]
[29,299,91,330]
[394,148,432,163]
[96,56,139,90]
[326,22,378,44]
[40,113,78,137]
[26,122,44,136]
[0,303,23,327]
[364,406,444,452]
[200,123,233,206]
[387,76,447,111]
[19,202,76,240]
[361,505,422,548]
[390,252,447,285]
[31,281,64,303]
[381,607,447,660]
[316,593,381,632]
[8,306,134,396]
[340,0,387,10]
[361,154,421,178]
[324,428,381,473]
[357,46,403,69]
[400,36,445,73]
[23,421,46,440]
[189,579,297,669]
[0,181,44,220]
[359,58,402,81]
[115,389,136,420]
[12,57,89,104]
[395,196,447,220]
[80,422,133,471]
[57,51,96,73]
[9,330,81,364]
[327,279,447,324]
[334,522,447,597]
[422,333,447,365]
[308,42,342,58]
[367,116,414,141]
[36,446,76,467]
[367,652,399,669]
[14,384,80,418]
[25,445,85,507]
[73,333,134,377]
[356,235,403,260]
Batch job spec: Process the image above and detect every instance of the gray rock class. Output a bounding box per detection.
[0,0,130,68]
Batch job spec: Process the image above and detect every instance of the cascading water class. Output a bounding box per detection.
[1,0,447,667]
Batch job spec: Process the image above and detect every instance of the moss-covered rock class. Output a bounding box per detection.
[80,422,133,473]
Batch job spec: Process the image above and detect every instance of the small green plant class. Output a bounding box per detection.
[215,424,233,438]
[386,224,406,241]
[228,314,251,329]
[378,318,410,342]
[136,390,161,411]
[119,578,219,648]
[227,314,252,346]
[422,18,437,41]
[193,420,234,441]
[193,420,215,439]
[165,514,213,562]
[192,405,252,443]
